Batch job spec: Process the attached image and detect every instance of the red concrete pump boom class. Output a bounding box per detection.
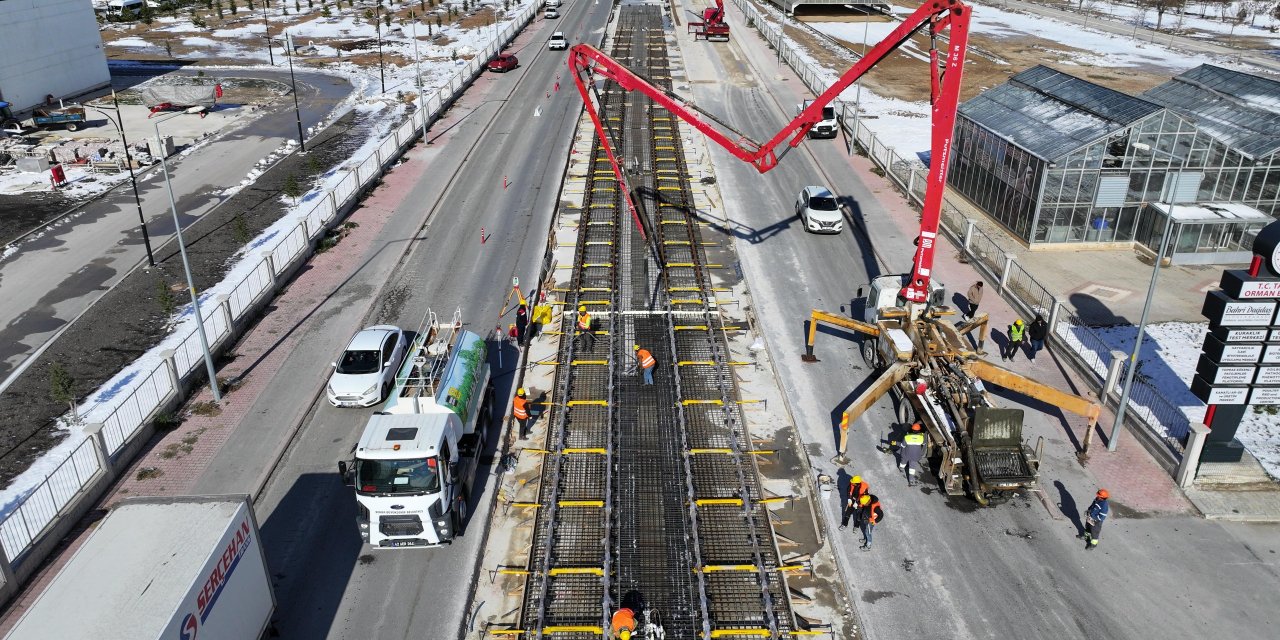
[568,0,971,303]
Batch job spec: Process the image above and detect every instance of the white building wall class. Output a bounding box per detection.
[0,0,111,114]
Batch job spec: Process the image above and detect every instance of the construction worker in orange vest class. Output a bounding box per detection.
[611,607,637,640]
[513,388,531,439]
[840,475,869,530]
[634,344,656,385]
[857,494,884,550]
[576,305,595,351]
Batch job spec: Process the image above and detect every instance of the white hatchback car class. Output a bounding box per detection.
[545,8,560,18]
[548,32,568,50]
[796,185,843,234]
[327,325,407,407]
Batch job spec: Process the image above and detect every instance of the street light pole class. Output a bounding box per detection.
[85,92,156,267]
[262,1,275,65]
[153,112,222,403]
[1108,147,1189,450]
[410,17,428,141]
[374,3,387,93]
[284,31,306,152]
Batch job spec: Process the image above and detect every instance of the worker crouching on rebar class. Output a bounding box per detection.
[611,607,637,639]
[634,344,656,385]
[898,422,925,486]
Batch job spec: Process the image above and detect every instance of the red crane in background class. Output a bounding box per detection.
[689,0,731,41]
[568,0,972,304]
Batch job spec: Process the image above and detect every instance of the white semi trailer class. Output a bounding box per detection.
[339,309,494,548]
[5,495,274,640]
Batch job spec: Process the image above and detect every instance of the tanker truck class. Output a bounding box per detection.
[338,309,494,548]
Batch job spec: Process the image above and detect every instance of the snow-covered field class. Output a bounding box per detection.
[1093,322,1280,480]
[789,1,1256,160]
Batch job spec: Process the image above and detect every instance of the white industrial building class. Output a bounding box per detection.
[0,0,111,115]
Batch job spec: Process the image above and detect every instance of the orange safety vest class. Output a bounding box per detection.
[577,312,592,331]
[865,497,883,525]
[611,608,636,637]
[848,481,868,505]
[513,396,529,420]
[637,349,656,369]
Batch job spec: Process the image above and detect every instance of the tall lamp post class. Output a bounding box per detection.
[153,111,222,403]
[284,31,306,152]
[373,2,387,93]
[410,16,428,141]
[1108,142,1190,450]
[262,1,275,65]
[84,92,156,267]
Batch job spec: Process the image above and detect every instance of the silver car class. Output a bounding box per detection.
[796,186,843,234]
[326,325,407,407]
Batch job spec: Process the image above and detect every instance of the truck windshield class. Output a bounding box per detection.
[356,457,440,494]
[809,196,839,211]
[337,350,380,375]
[822,107,836,121]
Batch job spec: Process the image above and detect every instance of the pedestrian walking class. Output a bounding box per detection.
[1003,318,1025,361]
[1027,313,1048,361]
[530,298,553,342]
[515,304,529,346]
[576,305,595,352]
[611,607,637,640]
[513,388,532,438]
[634,344,656,385]
[839,475,869,530]
[966,281,984,320]
[898,422,925,486]
[857,494,884,550]
[1080,488,1110,550]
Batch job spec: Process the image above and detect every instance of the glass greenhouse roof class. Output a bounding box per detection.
[958,65,1163,161]
[1141,64,1280,160]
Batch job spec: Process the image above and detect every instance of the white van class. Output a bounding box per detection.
[545,0,562,6]
[101,0,146,17]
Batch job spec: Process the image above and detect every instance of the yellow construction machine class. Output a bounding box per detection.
[804,274,1102,505]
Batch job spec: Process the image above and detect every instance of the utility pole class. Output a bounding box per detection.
[285,31,306,152]
[86,92,156,267]
[262,1,275,65]
[374,2,387,93]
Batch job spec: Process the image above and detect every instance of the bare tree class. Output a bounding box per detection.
[1137,0,1189,31]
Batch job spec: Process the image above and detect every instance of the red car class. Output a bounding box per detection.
[487,53,519,73]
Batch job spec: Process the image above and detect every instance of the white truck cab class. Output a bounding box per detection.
[797,99,839,139]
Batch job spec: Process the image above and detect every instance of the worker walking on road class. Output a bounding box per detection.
[1080,489,1110,550]
[1003,318,1025,362]
[634,344,656,385]
[899,423,925,486]
[576,305,595,352]
[513,388,532,439]
[839,475,869,530]
[611,607,637,640]
[1027,313,1048,362]
[857,494,884,550]
[966,281,984,320]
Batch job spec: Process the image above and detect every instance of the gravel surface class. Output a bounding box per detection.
[0,108,384,487]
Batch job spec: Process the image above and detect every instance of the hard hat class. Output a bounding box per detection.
[851,475,862,484]
[911,422,922,432]
[578,305,586,312]
[1014,319,1023,325]
[859,495,871,505]
[517,388,526,396]
[1097,489,1109,499]
[634,344,641,351]
[619,631,631,640]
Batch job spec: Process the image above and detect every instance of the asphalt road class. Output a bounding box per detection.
[187,4,617,638]
[0,68,351,386]
[684,3,1280,639]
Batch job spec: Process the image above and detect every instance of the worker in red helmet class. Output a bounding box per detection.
[611,607,637,640]
[1080,489,1110,550]
[898,422,926,486]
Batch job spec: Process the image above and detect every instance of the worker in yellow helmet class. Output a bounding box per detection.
[634,344,656,385]
[1004,318,1025,362]
[611,607,636,639]
[840,475,869,531]
[576,305,595,351]
[513,388,531,439]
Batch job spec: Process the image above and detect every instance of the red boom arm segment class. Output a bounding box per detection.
[568,0,971,303]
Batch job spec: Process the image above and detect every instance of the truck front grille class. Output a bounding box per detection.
[378,515,424,536]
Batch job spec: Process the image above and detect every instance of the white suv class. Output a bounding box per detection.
[548,32,568,50]
[796,186,843,234]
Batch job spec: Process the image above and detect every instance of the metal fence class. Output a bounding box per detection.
[731,0,1193,454]
[0,0,543,568]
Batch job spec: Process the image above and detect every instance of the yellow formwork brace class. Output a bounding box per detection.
[682,399,723,406]
[570,360,609,366]
[496,567,532,575]
[508,502,541,509]
[558,500,604,507]
[694,498,744,506]
[665,262,696,268]
[487,629,525,636]
[697,565,758,573]
[670,299,706,305]
[677,361,752,367]
[567,400,607,407]
[706,630,771,638]
[542,626,603,635]
[547,567,604,577]
[561,447,608,455]
[582,262,614,268]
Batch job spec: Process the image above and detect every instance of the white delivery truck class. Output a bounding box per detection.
[797,99,840,139]
[5,495,274,640]
[339,309,494,548]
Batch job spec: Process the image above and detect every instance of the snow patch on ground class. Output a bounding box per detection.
[1092,322,1279,480]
